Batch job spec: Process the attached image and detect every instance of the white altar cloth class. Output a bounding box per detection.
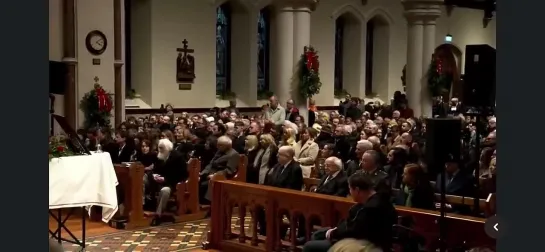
[49,152,118,222]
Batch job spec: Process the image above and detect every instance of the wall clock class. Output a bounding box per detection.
[85,30,108,55]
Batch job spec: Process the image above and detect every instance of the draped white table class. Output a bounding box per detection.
[49,152,119,222]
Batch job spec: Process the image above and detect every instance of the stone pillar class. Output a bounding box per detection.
[403,0,442,118]
[270,0,317,124]
[114,0,124,127]
[404,17,423,117]
[271,6,294,106]
[62,0,77,129]
[421,18,437,117]
[292,6,312,124]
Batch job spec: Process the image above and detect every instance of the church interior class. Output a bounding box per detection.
[49,0,497,251]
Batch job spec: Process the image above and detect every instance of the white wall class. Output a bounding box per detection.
[124,0,496,108]
[49,0,63,62]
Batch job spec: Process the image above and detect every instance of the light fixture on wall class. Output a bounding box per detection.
[445,34,453,43]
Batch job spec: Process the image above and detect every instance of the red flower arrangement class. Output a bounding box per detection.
[427,55,453,97]
[298,46,322,99]
[80,83,114,129]
[49,135,75,161]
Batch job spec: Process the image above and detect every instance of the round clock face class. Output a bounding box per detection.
[85,30,107,55]
[90,35,105,51]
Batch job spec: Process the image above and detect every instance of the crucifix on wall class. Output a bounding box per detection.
[176,39,196,84]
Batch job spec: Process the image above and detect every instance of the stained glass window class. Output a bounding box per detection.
[257,9,270,93]
[334,18,344,91]
[216,4,231,94]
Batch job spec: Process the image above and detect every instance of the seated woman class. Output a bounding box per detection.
[245,135,260,183]
[394,163,435,210]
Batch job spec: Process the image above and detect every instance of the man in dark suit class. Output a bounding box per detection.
[149,138,187,225]
[356,150,392,201]
[435,155,474,214]
[258,146,303,236]
[199,136,240,204]
[303,173,398,252]
[315,157,348,197]
[111,130,135,163]
[285,99,300,123]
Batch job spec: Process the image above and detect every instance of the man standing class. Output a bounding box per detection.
[285,99,299,123]
[265,96,286,126]
[303,173,398,252]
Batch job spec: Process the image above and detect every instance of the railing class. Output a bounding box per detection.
[207,179,495,252]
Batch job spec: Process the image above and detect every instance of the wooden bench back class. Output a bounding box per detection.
[233,155,248,182]
[207,180,495,252]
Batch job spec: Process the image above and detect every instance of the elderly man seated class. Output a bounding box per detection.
[148,138,187,226]
[199,135,240,204]
[315,157,348,197]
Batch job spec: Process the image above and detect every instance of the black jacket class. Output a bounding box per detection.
[264,161,303,191]
[330,193,398,250]
[315,171,349,197]
[153,150,188,189]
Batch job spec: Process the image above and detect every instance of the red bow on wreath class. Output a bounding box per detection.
[305,51,319,72]
[96,88,111,112]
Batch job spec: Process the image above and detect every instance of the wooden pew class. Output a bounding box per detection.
[90,163,147,229]
[302,177,320,192]
[206,180,495,252]
[175,158,207,222]
[175,155,248,221]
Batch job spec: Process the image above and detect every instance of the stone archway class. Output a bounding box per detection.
[434,43,462,100]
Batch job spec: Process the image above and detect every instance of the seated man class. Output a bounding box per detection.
[303,173,398,252]
[315,157,348,197]
[199,136,240,204]
[148,138,187,226]
[356,150,392,200]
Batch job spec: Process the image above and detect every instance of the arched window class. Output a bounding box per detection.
[257,8,270,94]
[216,4,232,95]
[334,17,344,91]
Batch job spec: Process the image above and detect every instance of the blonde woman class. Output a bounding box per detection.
[293,127,319,178]
[281,127,297,147]
[252,134,278,184]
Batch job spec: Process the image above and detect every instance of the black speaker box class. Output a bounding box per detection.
[49,61,67,94]
[425,118,461,177]
[463,44,496,108]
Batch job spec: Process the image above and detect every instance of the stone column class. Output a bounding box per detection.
[114,0,124,127]
[62,0,77,129]
[292,5,312,124]
[404,16,424,117]
[271,5,294,106]
[403,0,443,118]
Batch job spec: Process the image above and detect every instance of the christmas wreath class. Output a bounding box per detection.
[80,83,113,129]
[427,57,453,97]
[298,46,322,99]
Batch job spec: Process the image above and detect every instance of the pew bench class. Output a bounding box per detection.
[205,180,496,252]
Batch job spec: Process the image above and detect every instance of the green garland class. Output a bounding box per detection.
[49,135,75,161]
[427,58,452,97]
[79,83,113,129]
[299,46,322,99]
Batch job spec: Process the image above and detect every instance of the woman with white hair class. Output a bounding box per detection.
[281,127,297,147]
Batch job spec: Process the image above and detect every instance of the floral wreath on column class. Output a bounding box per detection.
[79,82,113,129]
[298,46,322,99]
[426,55,453,97]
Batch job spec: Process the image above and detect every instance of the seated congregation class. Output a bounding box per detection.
[81,94,497,251]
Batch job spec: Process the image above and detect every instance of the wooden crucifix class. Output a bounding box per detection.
[176,39,196,83]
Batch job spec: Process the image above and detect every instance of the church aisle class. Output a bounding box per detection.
[50,210,251,251]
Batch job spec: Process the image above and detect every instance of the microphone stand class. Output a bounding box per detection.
[438,160,447,252]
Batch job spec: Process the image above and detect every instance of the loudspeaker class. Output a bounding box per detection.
[49,61,67,94]
[463,44,496,108]
[425,118,461,177]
